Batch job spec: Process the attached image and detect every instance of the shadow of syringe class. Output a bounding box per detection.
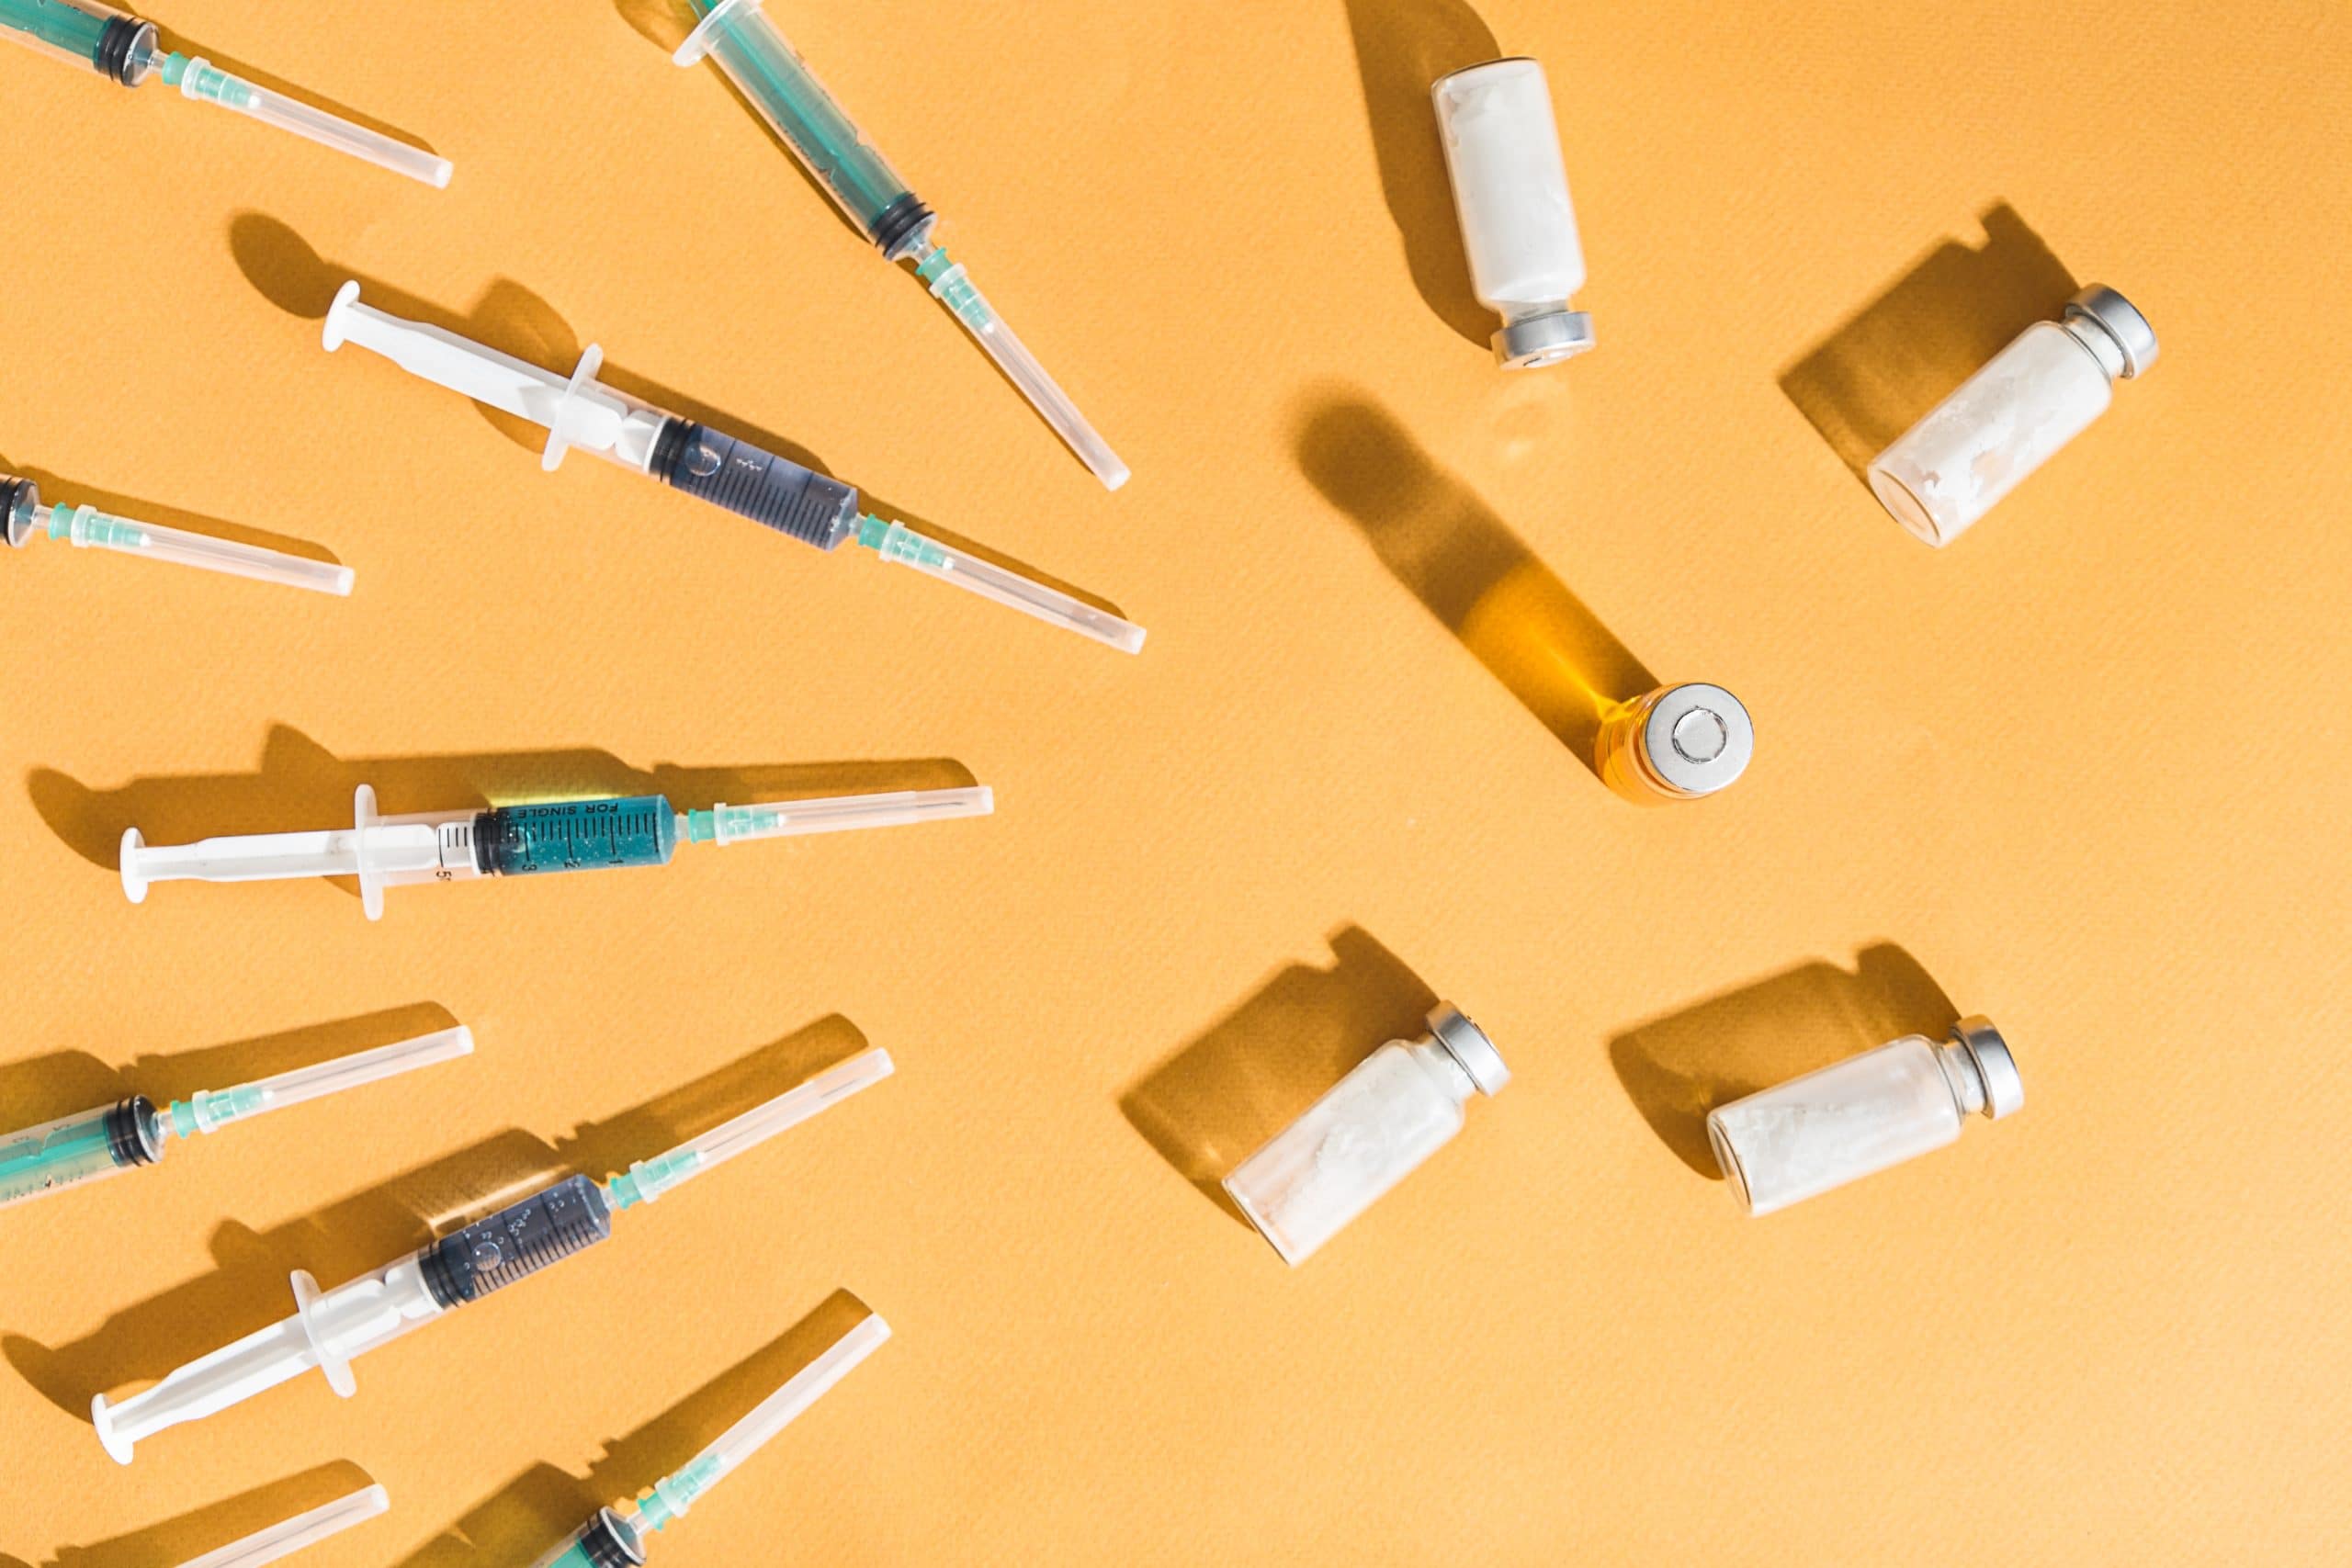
[90,1043,892,1464]
[398,1291,889,1568]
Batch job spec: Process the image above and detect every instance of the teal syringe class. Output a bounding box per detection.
[673,0,1127,491]
[0,0,448,185]
[0,1027,471,1213]
[530,1312,891,1568]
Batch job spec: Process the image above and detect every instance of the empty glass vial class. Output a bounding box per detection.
[1706,1016,2022,1216]
[1868,285,2157,547]
[1224,1004,1508,1264]
[1431,58,1592,368]
[1595,682,1755,804]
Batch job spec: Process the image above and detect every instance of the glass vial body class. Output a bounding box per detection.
[1595,682,1755,803]
[0,1097,162,1208]
[1868,285,2156,547]
[1431,58,1592,368]
[1705,1017,2022,1215]
[1224,1005,1508,1264]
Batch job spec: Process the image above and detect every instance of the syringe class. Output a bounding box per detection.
[321,284,1142,651]
[0,1026,470,1213]
[671,0,1127,491]
[120,780,994,920]
[91,1047,894,1462]
[533,1313,889,1568]
[174,1480,389,1568]
[0,1,449,186]
[3,471,354,596]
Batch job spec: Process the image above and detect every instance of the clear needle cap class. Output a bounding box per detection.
[857,516,1144,653]
[173,1482,390,1568]
[631,1314,891,1531]
[165,55,449,187]
[34,502,352,595]
[605,1047,895,1208]
[172,1026,474,1137]
[684,786,994,846]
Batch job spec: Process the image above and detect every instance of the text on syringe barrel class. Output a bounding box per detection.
[417,1175,612,1306]
[649,420,859,549]
[472,798,680,876]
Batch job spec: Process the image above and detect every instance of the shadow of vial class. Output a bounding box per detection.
[1780,203,2078,485]
[1340,0,1502,347]
[1609,944,1960,1177]
[1123,926,1439,1222]
[1297,390,1656,774]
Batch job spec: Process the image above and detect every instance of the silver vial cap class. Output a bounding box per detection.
[1951,1015,2024,1119]
[1426,1004,1510,1095]
[1495,309,1595,370]
[2063,286,2157,378]
[1640,683,1756,796]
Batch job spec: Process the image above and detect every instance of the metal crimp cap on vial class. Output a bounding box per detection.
[1495,310,1595,370]
[2063,285,2157,378]
[1641,682,1756,797]
[1426,1004,1510,1095]
[1951,1015,2024,1119]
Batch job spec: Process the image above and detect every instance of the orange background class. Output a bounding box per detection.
[3,1,2348,1562]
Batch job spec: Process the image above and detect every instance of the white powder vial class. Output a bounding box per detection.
[1224,1005,1509,1265]
[1431,58,1593,368]
[1868,285,2156,546]
[1706,1016,2022,1216]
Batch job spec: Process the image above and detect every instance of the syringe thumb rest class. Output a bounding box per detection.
[91,1257,448,1462]
[120,784,444,918]
[292,1269,361,1396]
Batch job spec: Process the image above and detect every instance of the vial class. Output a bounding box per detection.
[1594,682,1755,804]
[1705,1016,2022,1216]
[1223,1005,1509,1265]
[1431,58,1592,368]
[1868,285,2157,547]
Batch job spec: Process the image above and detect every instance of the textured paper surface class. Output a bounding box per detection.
[2,0,2347,1562]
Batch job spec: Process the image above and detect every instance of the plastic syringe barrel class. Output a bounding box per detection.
[648,421,859,550]
[0,0,154,84]
[0,1097,163,1209]
[673,0,932,256]
[529,1508,646,1568]
[417,1174,612,1307]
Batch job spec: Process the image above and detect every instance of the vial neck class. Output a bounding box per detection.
[2060,317,2129,380]
[1933,1040,1991,1118]
[1409,1039,1478,1103]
